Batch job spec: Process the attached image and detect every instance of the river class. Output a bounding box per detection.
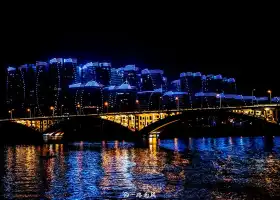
[1,136,280,199]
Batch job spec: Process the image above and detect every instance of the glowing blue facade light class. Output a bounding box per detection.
[137,91,155,94]
[223,94,238,99]
[117,81,136,90]
[255,97,268,101]
[7,67,16,72]
[18,64,28,70]
[49,58,57,64]
[104,85,117,91]
[206,74,214,79]
[193,72,202,77]
[180,72,193,77]
[64,58,73,63]
[201,75,207,80]
[228,78,236,83]
[234,95,255,100]
[123,65,138,71]
[36,61,48,66]
[214,74,223,79]
[171,80,180,84]
[272,97,280,102]
[69,83,84,88]
[163,91,188,96]
[85,81,103,88]
[83,62,94,68]
[195,92,218,97]
[99,62,111,67]
[141,69,164,75]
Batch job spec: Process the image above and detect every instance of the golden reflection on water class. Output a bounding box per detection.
[7,137,280,198]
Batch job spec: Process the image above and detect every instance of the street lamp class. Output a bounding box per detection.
[50,106,54,118]
[175,96,179,111]
[27,108,31,118]
[104,101,108,113]
[77,104,81,115]
[8,109,14,119]
[252,89,255,105]
[216,93,222,108]
[135,99,140,112]
[267,90,272,104]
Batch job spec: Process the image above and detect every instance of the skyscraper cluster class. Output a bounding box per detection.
[6,58,270,118]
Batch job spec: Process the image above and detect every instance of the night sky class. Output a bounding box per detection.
[0,31,278,117]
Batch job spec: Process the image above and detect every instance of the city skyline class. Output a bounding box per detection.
[4,57,279,119]
[1,32,279,119]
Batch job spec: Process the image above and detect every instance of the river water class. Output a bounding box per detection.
[1,136,280,199]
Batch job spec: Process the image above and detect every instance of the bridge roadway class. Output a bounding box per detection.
[0,104,278,122]
[0,104,278,132]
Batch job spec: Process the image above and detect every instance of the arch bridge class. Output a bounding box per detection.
[0,104,279,134]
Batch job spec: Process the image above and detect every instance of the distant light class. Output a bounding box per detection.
[64,58,73,63]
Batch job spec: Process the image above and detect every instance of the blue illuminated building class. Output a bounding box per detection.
[6,58,275,116]
[141,69,165,91]
[118,65,140,88]
[180,72,202,107]
[170,80,180,92]
[6,67,21,112]
[104,81,137,112]
[18,64,37,110]
[35,61,49,116]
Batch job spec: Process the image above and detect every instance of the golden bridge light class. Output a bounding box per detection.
[267,90,271,94]
[50,106,54,110]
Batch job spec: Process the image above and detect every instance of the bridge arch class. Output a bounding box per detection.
[139,109,277,136]
[43,115,138,141]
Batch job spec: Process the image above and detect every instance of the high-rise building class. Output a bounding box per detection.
[95,62,111,86]
[60,58,78,114]
[180,72,202,107]
[80,62,111,86]
[120,65,140,88]
[141,69,164,91]
[18,64,37,111]
[104,81,137,112]
[48,58,64,114]
[110,68,123,86]
[205,74,223,93]
[222,78,237,94]
[35,61,49,116]
[6,67,21,113]
[80,62,99,83]
[170,80,180,92]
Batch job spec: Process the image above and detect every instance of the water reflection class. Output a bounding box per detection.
[1,136,280,199]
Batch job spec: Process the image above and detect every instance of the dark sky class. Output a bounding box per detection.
[1,31,278,115]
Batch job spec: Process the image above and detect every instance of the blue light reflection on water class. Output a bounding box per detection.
[1,137,280,199]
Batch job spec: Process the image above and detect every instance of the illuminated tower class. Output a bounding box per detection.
[120,65,140,88]
[6,67,21,113]
[18,64,37,110]
[141,69,164,91]
[95,62,111,86]
[170,80,180,92]
[222,78,237,94]
[35,61,49,116]
[180,72,203,107]
[60,58,78,114]
[205,74,223,93]
[48,58,63,114]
